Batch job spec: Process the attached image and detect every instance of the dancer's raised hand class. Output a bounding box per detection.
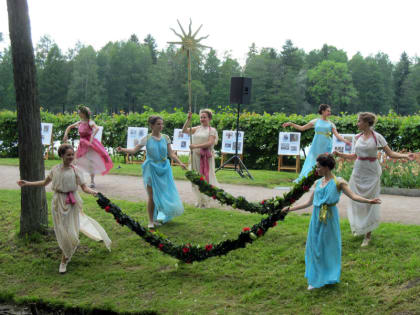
[282,122,292,128]
[369,198,381,204]
[17,180,28,187]
[407,153,416,161]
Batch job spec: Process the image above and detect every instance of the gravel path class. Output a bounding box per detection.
[2,165,420,225]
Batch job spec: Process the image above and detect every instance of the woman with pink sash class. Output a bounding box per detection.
[182,109,219,208]
[334,112,414,247]
[18,144,111,274]
[63,106,113,188]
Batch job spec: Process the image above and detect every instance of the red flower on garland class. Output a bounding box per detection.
[303,185,309,191]
[183,247,190,253]
[116,219,120,224]
[290,198,296,203]
[199,176,205,181]
[205,244,213,251]
[260,200,265,205]
[272,221,277,227]
[212,195,217,199]
[257,228,263,236]
[158,243,164,250]
[243,227,250,232]
[105,205,110,212]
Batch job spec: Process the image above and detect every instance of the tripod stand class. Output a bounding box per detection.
[216,103,253,179]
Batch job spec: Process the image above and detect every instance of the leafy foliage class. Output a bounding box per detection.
[1,110,420,168]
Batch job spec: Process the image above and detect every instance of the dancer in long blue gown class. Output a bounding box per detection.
[282,104,351,183]
[283,153,381,290]
[117,116,187,229]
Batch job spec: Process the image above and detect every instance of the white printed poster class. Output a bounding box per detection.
[94,126,104,142]
[278,132,301,155]
[221,130,244,154]
[333,134,355,154]
[126,127,148,149]
[41,123,53,145]
[172,128,191,151]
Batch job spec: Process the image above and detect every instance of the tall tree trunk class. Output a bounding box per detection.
[7,0,48,236]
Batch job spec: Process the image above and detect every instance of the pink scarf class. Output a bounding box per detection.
[65,192,76,205]
[200,148,212,182]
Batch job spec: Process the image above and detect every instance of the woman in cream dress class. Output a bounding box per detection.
[182,109,219,208]
[18,144,111,273]
[334,113,414,247]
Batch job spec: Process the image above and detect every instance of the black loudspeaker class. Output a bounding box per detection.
[230,77,252,105]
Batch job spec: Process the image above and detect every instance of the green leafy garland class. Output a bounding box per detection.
[96,167,320,263]
[184,168,320,215]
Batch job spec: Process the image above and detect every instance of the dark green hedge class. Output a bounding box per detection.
[1,109,419,169]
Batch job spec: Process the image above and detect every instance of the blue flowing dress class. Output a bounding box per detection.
[142,134,184,223]
[305,177,342,288]
[295,119,335,183]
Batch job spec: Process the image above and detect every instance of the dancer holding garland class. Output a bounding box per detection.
[63,105,113,188]
[334,112,414,247]
[17,144,111,274]
[283,104,351,183]
[283,153,381,290]
[117,116,186,229]
[182,109,219,208]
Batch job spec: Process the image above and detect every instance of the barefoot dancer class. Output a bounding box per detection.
[283,153,381,290]
[17,144,111,274]
[334,112,414,247]
[63,105,113,188]
[283,104,351,183]
[182,109,219,208]
[117,116,186,229]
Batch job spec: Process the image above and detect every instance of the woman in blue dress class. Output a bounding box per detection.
[283,153,381,290]
[117,116,187,229]
[283,104,351,183]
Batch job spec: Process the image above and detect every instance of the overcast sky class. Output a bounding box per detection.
[1,0,419,65]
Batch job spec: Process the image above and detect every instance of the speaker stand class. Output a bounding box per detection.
[216,103,253,180]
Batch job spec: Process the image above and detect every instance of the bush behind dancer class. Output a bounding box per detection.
[182,109,218,208]
[63,105,113,188]
[283,104,351,183]
[17,144,111,274]
[333,112,414,247]
[282,153,381,290]
[117,116,186,229]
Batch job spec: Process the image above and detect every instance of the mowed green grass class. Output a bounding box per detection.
[0,157,297,188]
[1,189,419,314]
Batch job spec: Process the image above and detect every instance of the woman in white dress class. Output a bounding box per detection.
[182,109,219,208]
[334,112,414,247]
[17,144,111,273]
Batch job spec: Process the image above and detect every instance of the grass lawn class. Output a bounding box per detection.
[0,157,297,188]
[1,189,419,314]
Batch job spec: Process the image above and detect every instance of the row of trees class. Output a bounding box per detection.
[1,33,420,115]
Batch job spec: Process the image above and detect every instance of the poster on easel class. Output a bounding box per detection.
[126,127,148,149]
[278,132,301,155]
[172,128,191,151]
[333,134,356,154]
[41,123,53,146]
[221,130,244,154]
[94,126,104,142]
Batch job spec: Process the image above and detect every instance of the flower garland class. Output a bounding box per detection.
[184,168,320,215]
[95,167,320,263]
